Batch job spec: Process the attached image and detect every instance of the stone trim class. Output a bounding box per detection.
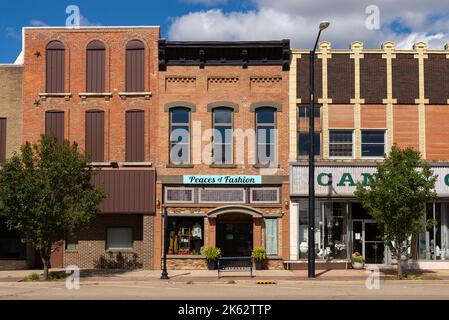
[207,101,239,112]
[250,101,282,112]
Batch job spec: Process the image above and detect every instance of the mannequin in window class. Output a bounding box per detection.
[192,222,202,255]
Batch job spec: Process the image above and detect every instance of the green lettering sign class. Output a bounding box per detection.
[445,174,449,187]
[361,173,374,186]
[317,173,332,186]
[337,173,356,187]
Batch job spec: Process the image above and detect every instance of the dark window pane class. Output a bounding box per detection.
[362,144,385,157]
[171,108,190,124]
[329,144,353,157]
[329,131,353,143]
[214,108,232,124]
[299,106,320,118]
[298,132,320,156]
[171,126,190,142]
[125,110,145,162]
[256,108,275,123]
[362,131,385,143]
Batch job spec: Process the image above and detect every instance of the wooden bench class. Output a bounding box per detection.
[217,257,253,278]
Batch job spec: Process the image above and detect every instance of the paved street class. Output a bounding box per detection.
[1,279,449,300]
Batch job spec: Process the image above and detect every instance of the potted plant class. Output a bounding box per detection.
[351,252,365,269]
[251,247,267,270]
[201,247,221,270]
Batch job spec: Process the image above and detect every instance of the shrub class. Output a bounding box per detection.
[251,247,267,261]
[23,273,40,282]
[201,247,222,262]
[351,252,365,264]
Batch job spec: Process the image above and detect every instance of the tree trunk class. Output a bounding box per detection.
[40,243,53,281]
[410,234,418,260]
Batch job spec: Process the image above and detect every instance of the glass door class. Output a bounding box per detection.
[352,220,384,264]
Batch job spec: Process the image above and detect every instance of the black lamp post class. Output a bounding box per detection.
[308,21,330,279]
[161,208,170,280]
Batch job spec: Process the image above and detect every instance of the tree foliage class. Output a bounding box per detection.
[355,145,437,276]
[0,136,105,279]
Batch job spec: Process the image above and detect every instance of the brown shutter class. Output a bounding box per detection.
[45,111,64,144]
[0,118,6,162]
[86,41,106,93]
[46,41,65,93]
[126,110,145,162]
[126,40,145,92]
[85,110,105,162]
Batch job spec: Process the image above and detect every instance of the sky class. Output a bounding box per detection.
[1,0,449,63]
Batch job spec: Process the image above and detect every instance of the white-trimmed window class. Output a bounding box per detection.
[250,188,280,204]
[329,130,353,158]
[199,188,246,203]
[361,130,386,157]
[265,219,278,255]
[165,187,195,203]
[107,228,133,250]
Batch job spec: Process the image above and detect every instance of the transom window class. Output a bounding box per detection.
[170,107,191,164]
[256,107,277,165]
[329,130,353,157]
[361,130,386,157]
[213,108,233,164]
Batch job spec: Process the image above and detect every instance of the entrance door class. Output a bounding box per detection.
[216,222,253,257]
[352,220,384,264]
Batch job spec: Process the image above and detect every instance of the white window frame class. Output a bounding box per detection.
[328,129,354,159]
[164,187,195,204]
[250,187,280,204]
[361,129,387,159]
[106,227,133,250]
[199,188,246,204]
[265,218,279,256]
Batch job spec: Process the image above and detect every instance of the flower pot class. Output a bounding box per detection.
[255,260,263,270]
[352,262,364,270]
[207,260,216,270]
[300,242,308,254]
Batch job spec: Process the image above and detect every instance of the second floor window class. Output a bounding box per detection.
[298,105,321,157]
[45,110,65,144]
[170,107,190,165]
[46,41,65,93]
[86,40,106,93]
[256,107,277,165]
[329,130,353,157]
[85,110,105,162]
[125,40,145,92]
[362,130,386,157]
[298,132,321,157]
[213,108,233,164]
[126,110,145,162]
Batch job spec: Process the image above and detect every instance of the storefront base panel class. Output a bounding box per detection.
[265,259,285,270]
[0,260,29,270]
[166,258,208,270]
[404,260,449,270]
[285,260,350,270]
[63,214,154,270]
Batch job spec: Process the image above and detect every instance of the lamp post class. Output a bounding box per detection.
[161,208,170,280]
[308,21,330,279]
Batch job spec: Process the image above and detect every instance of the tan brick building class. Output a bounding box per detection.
[154,41,292,270]
[289,42,449,269]
[21,27,160,269]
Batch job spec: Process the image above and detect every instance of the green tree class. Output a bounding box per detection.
[355,145,437,277]
[0,136,105,280]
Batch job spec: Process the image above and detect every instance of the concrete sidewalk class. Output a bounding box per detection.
[2,268,449,283]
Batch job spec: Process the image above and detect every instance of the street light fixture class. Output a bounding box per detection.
[308,21,330,279]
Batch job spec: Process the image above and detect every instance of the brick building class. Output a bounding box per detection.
[288,42,449,269]
[21,27,160,269]
[154,40,291,270]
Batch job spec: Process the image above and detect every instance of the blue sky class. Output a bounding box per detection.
[1,0,449,63]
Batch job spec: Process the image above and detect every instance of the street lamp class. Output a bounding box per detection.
[161,208,170,280]
[308,21,330,279]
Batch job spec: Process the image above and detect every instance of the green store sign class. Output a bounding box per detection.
[317,172,377,187]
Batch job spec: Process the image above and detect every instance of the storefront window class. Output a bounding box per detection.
[323,203,348,259]
[298,200,321,259]
[168,217,204,255]
[0,219,26,260]
[265,219,278,255]
[420,203,449,260]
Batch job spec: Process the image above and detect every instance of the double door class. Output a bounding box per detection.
[352,220,384,264]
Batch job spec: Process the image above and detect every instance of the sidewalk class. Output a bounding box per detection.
[2,268,449,283]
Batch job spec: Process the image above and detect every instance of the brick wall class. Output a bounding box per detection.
[0,65,23,159]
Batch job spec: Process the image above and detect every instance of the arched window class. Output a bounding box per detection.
[46,41,65,93]
[126,40,145,92]
[213,107,233,164]
[86,40,106,93]
[170,107,191,165]
[256,107,277,165]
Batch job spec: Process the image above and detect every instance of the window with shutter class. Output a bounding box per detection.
[46,41,65,93]
[126,110,145,162]
[85,110,105,162]
[86,40,106,93]
[0,118,6,162]
[265,219,278,255]
[45,111,64,144]
[126,40,145,92]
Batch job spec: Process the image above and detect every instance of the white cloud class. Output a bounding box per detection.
[5,27,20,40]
[168,0,449,49]
[30,20,48,27]
[181,0,227,5]
[80,15,102,27]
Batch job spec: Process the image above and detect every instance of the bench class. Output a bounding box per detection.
[217,257,253,278]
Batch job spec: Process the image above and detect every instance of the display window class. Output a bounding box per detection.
[168,217,204,255]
